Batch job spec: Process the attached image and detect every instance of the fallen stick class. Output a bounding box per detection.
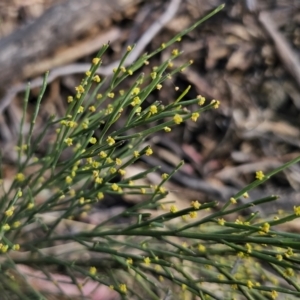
[259,10,300,87]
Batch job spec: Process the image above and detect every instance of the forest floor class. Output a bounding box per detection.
[1,1,300,299]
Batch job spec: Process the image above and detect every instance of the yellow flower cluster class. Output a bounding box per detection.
[92,57,101,64]
[170,205,178,213]
[15,173,25,182]
[92,75,101,83]
[189,211,197,218]
[191,112,200,122]
[197,95,205,105]
[89,137,97,144]
[0,244,9,253]
[218,218,225,226]
[65,138,73,146]
[106,136,115,146]
[191,200,201,209]
[211,99,220,109]
[89,266,97,275]
[119,283,127,293]
[173,114,183,124]
[145,147,153,156]
[256,170,265,180]
[294,206,300,216]
[150,105,158,114]
[144,257,151,265]
[5,206,15,217]
[259,222,270,234]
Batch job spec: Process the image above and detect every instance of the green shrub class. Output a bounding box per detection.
[1,4,300,299]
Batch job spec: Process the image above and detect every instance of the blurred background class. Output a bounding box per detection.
[0,0,300,226]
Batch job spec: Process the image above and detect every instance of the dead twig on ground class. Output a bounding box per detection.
[259,10,300,87]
